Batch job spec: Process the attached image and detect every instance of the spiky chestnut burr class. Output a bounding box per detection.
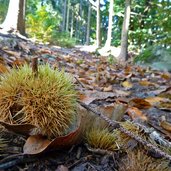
[86,128,118,151]
[0,65,77,139]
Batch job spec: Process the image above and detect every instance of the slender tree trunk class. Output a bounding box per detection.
[118,0,131,62]
[86,2,91,45]
[62,0,67,31]
[105,0,114,47]
[79,0,83,42]
[96,0,101,47]
[1,0,26,35]
[66,0,70,32]
[18,0,26,35]
[70,6,74,38]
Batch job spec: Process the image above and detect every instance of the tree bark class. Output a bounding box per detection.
[118,0,131,62]
[62,0,67,31]
[1,0,26,35]
[96,0,101,47]
[66,0,70,32]
[70,6,74,38]
[105,0,114,47]
[86,2,91,45]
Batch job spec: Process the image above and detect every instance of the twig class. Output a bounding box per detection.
[31,57,38,77]
[0,153,37,170]
[79,101,171,161]
[74,76,86,88]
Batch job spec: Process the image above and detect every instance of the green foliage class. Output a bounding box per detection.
[26,5,59,42]
[26,4,75,47]
[134,46,171,64]
[134,46,171,71]
[134,46,154,63]
[107,55,117,65]
[0,0,9,23]
[51,31,76,48]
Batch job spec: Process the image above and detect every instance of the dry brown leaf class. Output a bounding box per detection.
[56,165,69,171]
[139,80,158,87]
[103,85,113,92]
[127,107,147,121]
[39,49,52,54]
[13,58,26,66]
[106,102,127,121]
[160,116,171,132]
[148,120,171,140]
[77,78,90,85]
[145,96,167,106]
[114,89,131,97]
[0,63,9,73]
[160,120,171,132]
[23,135,51,154]
[156,101,171,111]
[4,50,21,58]
[0,121,36,135]
[121,80,133,89]
[129,98,152,109]
[79,93,96,105]
[160,73,171,80]
[23,116,81,154]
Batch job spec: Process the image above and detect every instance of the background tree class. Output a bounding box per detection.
[105,0,114,47]
[0,0,170,51]
[1,0,26,35]
[62,0,67,31]
[96,0,101,47]
[118,0,131,61]
[86,1,91,45]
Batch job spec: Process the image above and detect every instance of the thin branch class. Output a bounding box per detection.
[79,101,171,161]
[31,57,38,77]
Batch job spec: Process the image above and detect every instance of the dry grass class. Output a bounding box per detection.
[119,149,170,171]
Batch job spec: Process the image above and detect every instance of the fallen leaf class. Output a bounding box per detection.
[160,119,171,132]
[77,78,90,85]
[23,116,81,154]
[156,101,171,111]
[160,73,171,80]
[127,107,147,121]
[114,89,131,97]
[129,98,152,109]
[103,85,113,92]
[0,121,36,135]
[145,96,167,106]
[79,93,96,105]
[121,80,133,89]
[0,63,9,73]
[148,120,171,140]
[56,165,68,171]
[139,80,157,87]
[3,50,21,58]
[23,134,51,154]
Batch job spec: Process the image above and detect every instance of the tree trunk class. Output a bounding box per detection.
[96,0,101,47]
[70,6,74,38]
[105,0,114,47]
[62,0,67,31]
[1,0,26,35]
[86,2,91,45]
[66,0,70,32]
[118,0,131,62]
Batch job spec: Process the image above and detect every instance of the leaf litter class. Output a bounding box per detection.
[0,35,171,170]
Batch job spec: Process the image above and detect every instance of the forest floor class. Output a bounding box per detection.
[0,34,171,171]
